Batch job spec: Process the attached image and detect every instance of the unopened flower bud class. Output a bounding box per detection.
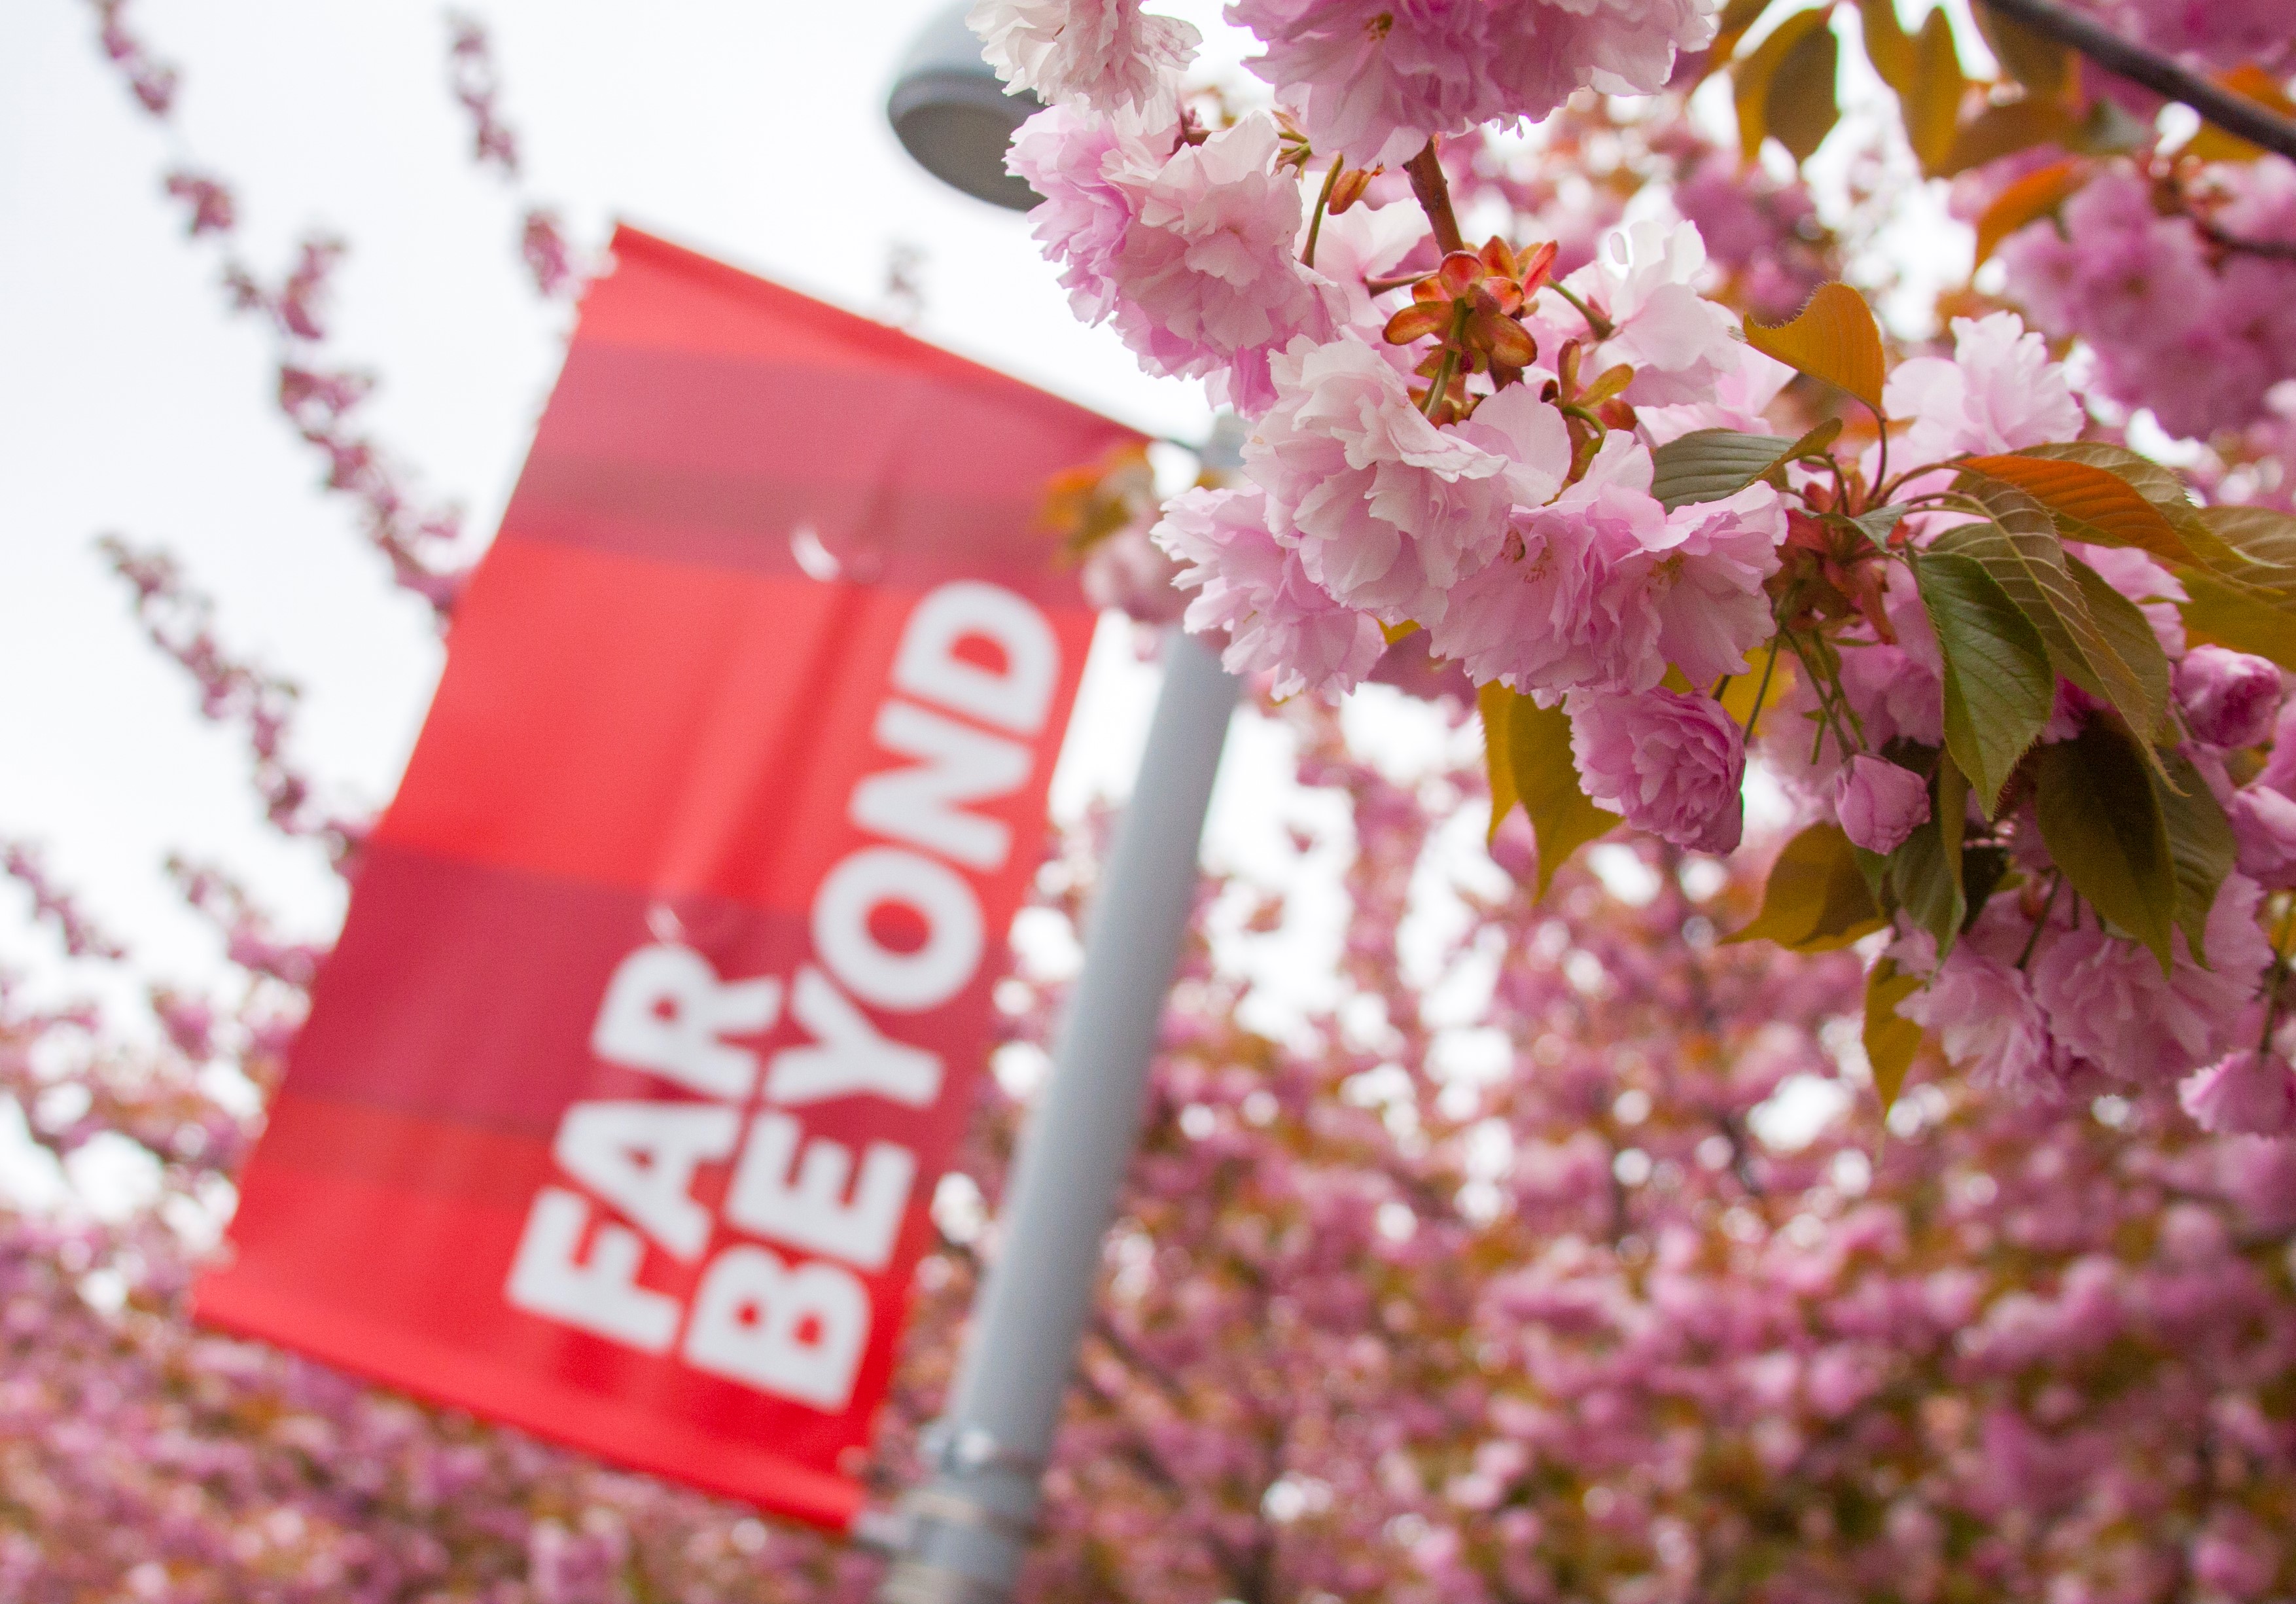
[1831,755,1931,855]
[2174,645,2281,749]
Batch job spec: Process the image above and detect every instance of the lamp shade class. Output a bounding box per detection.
[887,4,1044,211]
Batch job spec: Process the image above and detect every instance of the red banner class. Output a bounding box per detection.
[196,226,1139,1528]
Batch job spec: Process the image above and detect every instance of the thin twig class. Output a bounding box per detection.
[1980,0,2296,163]
[2189,212,2296,262]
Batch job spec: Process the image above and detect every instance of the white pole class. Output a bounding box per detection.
[874,627,1238,1604]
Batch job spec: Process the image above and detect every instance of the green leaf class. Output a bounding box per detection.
[1766,22,1841,163]
[2156,749,2236,967]
[1935,478,2170,748]
[2032,720,2178,974]
[2187,505,2296,605]
[1863,957,1926,1118]
[1961,450,2198,566]
[1888,751,1968,957]
[1847,502,1909,551]
[2180,570,2296,671]
[1482,683,1619,898]
[1649,419,1843,511]
[1734,7,1836,164]
[1727,821,1886,952]
[2066,552,2172,743]
[1742,281,1888,417]
[1913,550,2055,813]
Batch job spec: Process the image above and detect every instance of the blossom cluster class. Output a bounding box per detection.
[981,0,2296,1124]
[10,702,2296,1603]
[1993,156,2296,442]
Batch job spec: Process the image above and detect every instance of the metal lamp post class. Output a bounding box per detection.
[874,12,1241,1602]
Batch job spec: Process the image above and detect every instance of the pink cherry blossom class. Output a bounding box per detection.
[970,0,1201,118]
[2180,1046,2296,1137]
[1637,342,1793,444]
[1228,0,1715,170]
[1638,480,1786,685]
[1247,338,1565,626]
[1152,483,1385,698]
[1566,686,1745,852]
[1292,197,1430,343]
[1080,512,1188,624]
[1996,162,2296,440]
[1113,114,1335,408]
[2029,874,2276,1087]
[1227,0,1490,169]
[1882,311,2084,467]
[1831,755,1931,855]
[1428,433,1660,695]
[2175,645,2284,749]
[2260,699,2296,796]
[1007,104,1157,324]
[1836,641,1944,752]
[1894,931,2067,1098]
[2100,0,2296,69]
[1532,219,1743,407]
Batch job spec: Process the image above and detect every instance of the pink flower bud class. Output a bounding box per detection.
[1829,755,1932,855]
[2178,1047,2296,1137]
[2174,645,2282,749]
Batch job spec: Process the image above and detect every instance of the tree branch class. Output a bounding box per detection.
[1980,0,2296,164]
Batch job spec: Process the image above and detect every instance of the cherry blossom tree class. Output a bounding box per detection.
[7,3,2296,1602]
[11,681,2296,1601]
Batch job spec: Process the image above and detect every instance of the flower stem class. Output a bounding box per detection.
[1404,141,1465,255]
[1743,636,1782,740]
[1421,302,1471,420]
[1549,281,1615,341]
[2260,895,2296,1050]
[2017,872,2062,970]
[1302,154,1345,270]
[1782,630,1855,763]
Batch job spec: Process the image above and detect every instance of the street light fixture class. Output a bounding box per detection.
[886,3,1042,210]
